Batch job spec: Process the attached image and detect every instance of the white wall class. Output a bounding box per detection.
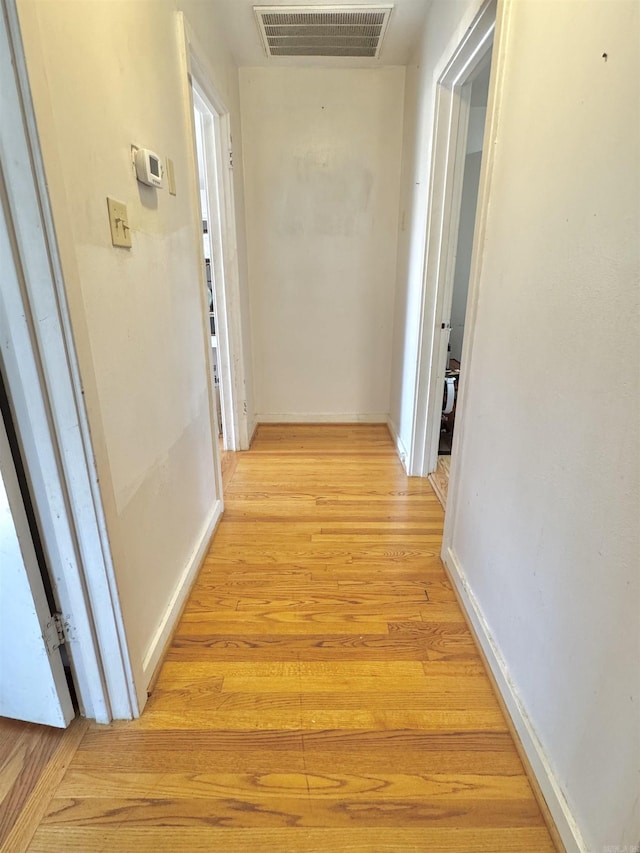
[446,1,640,850]
[16,0,249,708]
[449,100,486,363]
[466,106,487,155]
[389,0,481,460]
[449,151,482,363]
[240,67,405,422]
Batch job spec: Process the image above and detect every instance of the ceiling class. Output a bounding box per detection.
[212,0,433,67]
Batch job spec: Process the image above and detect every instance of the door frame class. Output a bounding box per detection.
[192,85,236,453]
[409,0,496,479]
[1,0,137,722]
[178,12,250,454]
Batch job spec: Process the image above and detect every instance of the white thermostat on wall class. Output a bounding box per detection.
[134,147,163,188]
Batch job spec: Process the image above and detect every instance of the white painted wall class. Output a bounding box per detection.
[240,67,405,422]
[16,0,249,708]
[449,151,482,363]
[466,107,487,155]
[449,99,487,364]
[389,0,480,459]
[445,1,640,850]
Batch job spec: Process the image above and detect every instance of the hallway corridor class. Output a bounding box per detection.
[25,425,554,851]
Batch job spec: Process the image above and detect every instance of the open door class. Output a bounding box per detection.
[0,409,74,728]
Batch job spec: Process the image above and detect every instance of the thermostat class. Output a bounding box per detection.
[134,148,163,188]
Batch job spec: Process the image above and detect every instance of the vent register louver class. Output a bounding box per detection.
[254,5,393,58]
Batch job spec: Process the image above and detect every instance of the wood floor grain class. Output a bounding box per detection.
[0,720,65,847]
[26,424,557,851]
[0,718,87,853]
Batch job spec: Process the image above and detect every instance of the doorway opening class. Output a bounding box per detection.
[430,53,492,507]
[408,0,496,509]
[192,86,235,464]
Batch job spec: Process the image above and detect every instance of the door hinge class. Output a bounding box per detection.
[43,612,69,656]
[229,150,233,169]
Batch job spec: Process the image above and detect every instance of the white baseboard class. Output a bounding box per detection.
[443,546,586,853]
[386,415,409,472]
[139,500,223,702]
[256,413,388,424]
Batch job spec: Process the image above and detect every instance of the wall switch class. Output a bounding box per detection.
[107,197,132,248]
[166,158,176,195]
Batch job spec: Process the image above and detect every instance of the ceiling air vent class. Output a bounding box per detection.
[254,5,393,58]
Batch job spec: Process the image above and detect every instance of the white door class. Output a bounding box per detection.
[0,411,74,728]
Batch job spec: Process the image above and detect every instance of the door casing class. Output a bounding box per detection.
[1,0,137,723]
[178,11,252,454]
[408,0,496,480]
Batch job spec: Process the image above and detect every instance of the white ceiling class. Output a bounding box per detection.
[212,0,433,67]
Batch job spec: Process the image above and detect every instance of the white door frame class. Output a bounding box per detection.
[177,13,250,454]
[193,87,236,452]
[409,0,496,478]
[1,0,137,722]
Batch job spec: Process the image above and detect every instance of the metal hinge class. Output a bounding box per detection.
[229,149,233,169]
[43,612,68,655]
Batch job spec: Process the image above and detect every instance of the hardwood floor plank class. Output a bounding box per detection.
[155,661,425,680]
[175,619,394,636]
[39,794,545,829]
[166,632,459,660]
[27,826,557,852]
[134,709,508,732]
[218,675,497,698]
[70,745,524,776]
[71,748,308,774]
[55,769,535,800]
[146,690,502,713]
[78,728,306,751]
[174,610,436,625]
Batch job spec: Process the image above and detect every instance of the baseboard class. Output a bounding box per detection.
[256,413,388,424]
[443,546,586,853]
[386,415,409,472]
[140,499,223,700]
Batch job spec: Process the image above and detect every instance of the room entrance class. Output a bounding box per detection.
[431,52,492,506]
[408,0,496,508]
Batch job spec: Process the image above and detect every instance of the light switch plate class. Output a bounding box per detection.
[107,197,132,248]
[166,158,176,196]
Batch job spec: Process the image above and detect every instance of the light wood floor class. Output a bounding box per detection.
[0,720,63,847]
[13,424,555,851]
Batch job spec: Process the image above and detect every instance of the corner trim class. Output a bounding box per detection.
[443,545,586,853]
